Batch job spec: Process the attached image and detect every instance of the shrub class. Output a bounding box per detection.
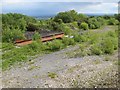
[80,35,88,42]
[55,19,63,24]
[89,24,96,29]
[32,31,41,41]
[111,38,118,50]
[47,40,63,51]
[101,39,114,54]
[28,41,43,52]
[74,34,81,42]
[62,37,75,46]
[88,18,101,29]
[63,25,72,35]
[69,38,75,45]
[105,31,118,50]
[71,21,79,28]
[107,18,119,25]
[27,23,39,31]
[106,31,116,38]
[2,43,14,51]
[89,33,100,44]
[62,37,70,46]
[80,22,89,30]
[2,28,25,43]
[91,44,102,55]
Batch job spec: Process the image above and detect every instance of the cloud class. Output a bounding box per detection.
[2,0,119,3]
[2,2,118,16]
[76,3,118,14]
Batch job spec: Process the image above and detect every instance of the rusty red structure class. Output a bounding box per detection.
[15,32,64,46]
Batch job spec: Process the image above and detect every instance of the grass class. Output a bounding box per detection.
[93,60,101,64]
[67,65,79,73]
[48,72,57,79]
[28,60,35,65]
[28,65,41,71]
[104,56,111,61]
[32,75,39,79]
[114,60,120,66]
[2,43,15,51]
[2,42,46,71]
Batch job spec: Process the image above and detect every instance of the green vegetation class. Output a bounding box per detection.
[2,28,25,43]
[28,65,40,71]
[80,22,89,30]
[47,40,63,51]
[93,60,101,64]
[2,11,119,70]
[66,28,118,58]
[48,72,57,79]
[32,31,41,41]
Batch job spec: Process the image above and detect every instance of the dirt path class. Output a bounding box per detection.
[2,26,119,88]
[2,44,118,88]
[90,25,118,33]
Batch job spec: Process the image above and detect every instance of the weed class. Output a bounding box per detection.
[93,60,101,64]
[104,56,111,61]
[28,65,40,71]
[48,72,57,79]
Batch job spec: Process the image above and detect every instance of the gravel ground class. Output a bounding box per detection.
[2,45,118,88]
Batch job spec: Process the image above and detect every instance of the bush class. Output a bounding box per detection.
[62,37,75,46]
[74,34,81,42]
[47,40,63,51]
[32,31,41,41]
[62,25,72,35]
[110,37,118,50]
[71,21,79,28]
[105,31,118,50]
[88,18,101,29]
[27,23,39,31]
[106,31,116,38]
[69,38,75,45]
[2,43,14,51]
[107,18,119,25]
[89,33,100,44]
[80,35,88,42]
[28,41,41,51]
[2,28,25,43]
[91,44,102,55]
[80,22,89,30]
[101,39,114,54]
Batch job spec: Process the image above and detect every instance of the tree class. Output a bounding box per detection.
[27,23,39,31]
[77,13,88,23]
[107,18,119,25]
[114,14,120,22]
[54,12,73,23]
[54,10,78,23]
[80,22,89,30]
[88,18,101,29]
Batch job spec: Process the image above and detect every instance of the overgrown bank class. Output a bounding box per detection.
[2,10,119,70]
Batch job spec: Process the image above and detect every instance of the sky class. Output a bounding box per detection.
[1,0,119,16]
